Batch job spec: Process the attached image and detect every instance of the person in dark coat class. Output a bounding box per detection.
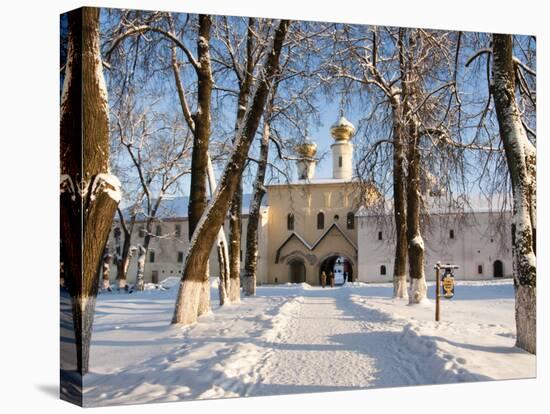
[329,271,335,288]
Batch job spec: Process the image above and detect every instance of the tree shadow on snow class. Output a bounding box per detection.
[419,335,527,354]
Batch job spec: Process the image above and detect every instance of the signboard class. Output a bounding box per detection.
[442,273,455,298]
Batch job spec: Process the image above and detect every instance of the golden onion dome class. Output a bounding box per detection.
[330,116,355,141]
[294,138,317,158]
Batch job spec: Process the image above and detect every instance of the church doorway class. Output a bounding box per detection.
[493,260,504,278]
[318,256,353,285]
[289,258,306,284]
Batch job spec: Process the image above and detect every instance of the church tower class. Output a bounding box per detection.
[295,138,317,180]
[330,116,355,180]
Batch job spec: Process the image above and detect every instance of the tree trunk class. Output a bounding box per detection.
[117,227,132,290]
[216,240,229,304]
[391,100,408,299]
[405,124,427,304]
[398,30,427,304]
[198,266,211,316]
[115,207,136,290]
[113,225,122,288]
[228,185,242,302]
[227,18,256,303]
[243,99,272,296]
[172,19,290,325]
[185,15,214,313]
[188,15,213,239]
[171,28,217,307]
[206,154,230,305]
[492,34,536,354]
[60,7,120,375]
[134,223,152,291]
[135,245,147,291]
[102,251,112,291]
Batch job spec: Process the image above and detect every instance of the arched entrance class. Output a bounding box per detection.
[289,258,306,283]
[318,255,353,285]
[493,260,504,278]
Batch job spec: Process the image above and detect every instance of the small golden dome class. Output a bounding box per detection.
[294,139,317,158]
[330,116,355,141]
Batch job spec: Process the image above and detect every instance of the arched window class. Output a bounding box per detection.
[317,212,325,229]
[347,212,355,229]
[380,265,387,275]
[287,213,294,231]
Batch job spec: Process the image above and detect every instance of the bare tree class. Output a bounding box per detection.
[182,15,215,313]
[242,93,274,296]
[60,7,121,375]
[206,156,231,304]
[225,18,256,303]
[112,101,191,291]
[211,17,274,302]
[113,202,140,290]
[332,27,462,303]
[328,26,413,298]
[110,145,145,290]
[491,34,536,354]
[172,19,290,325]
[457,32,536,352]
[105,12,213,304]
[400,30,426,303]
[169,18,232,305]
[241,20,329,295]
[329,28,405,299]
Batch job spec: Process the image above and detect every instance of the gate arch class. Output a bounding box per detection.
[318,254,354,284]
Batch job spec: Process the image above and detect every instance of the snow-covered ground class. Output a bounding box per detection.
[80,278,535,407]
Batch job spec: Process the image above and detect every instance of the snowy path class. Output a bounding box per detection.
[253,287,449,395]
[82,280,535,406]
[255,289,384,394]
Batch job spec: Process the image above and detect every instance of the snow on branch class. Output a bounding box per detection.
[106,25,200,72]
[90,173,122,203]
[513,57,536,77]
[465,48,492,67]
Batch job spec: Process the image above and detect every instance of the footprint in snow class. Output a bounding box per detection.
[216,347,233,357]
